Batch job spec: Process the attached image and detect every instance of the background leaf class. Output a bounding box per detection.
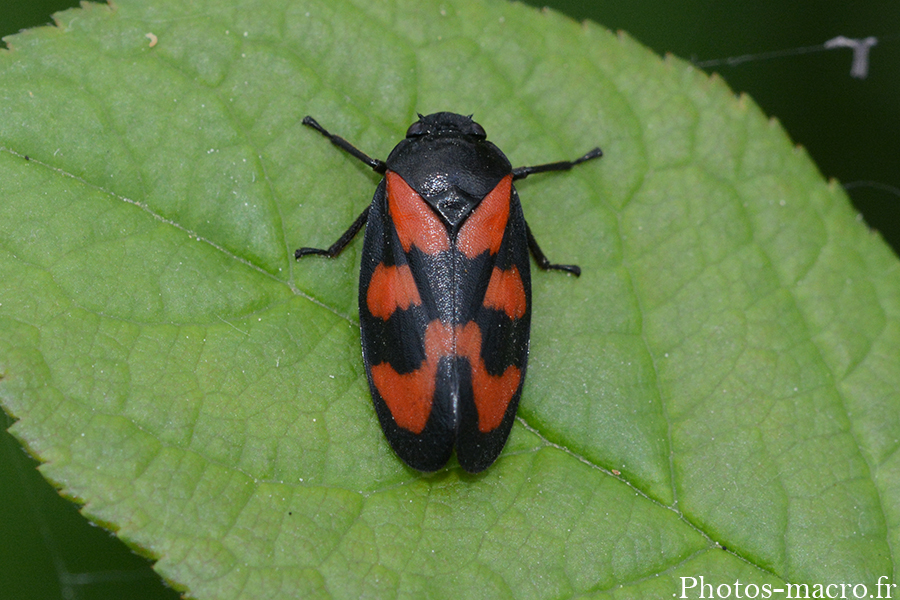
[2,0,899,599]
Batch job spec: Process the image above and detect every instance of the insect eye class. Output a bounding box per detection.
[406,121,428,137]
[468,122,487,139]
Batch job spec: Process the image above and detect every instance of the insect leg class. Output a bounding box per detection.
[525,222,581,276]
[512,147,602,180]
[515,144,601,274]
[302,116,387,174]
[295,205,370,259]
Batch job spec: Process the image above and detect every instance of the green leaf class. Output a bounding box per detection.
[2,0,898,598]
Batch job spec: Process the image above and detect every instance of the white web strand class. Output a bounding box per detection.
[693,35,880,79]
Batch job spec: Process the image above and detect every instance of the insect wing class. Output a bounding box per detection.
[358,177,456,471]
[454,184,532,473]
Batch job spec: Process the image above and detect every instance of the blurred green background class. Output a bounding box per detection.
[1,1,898,598]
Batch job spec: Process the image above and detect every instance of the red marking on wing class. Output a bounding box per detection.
[386,171,450,254]
[371,321,452,434]
[457,175,512,258]
[371,362,435,435]
[457,322,521,433]
[483,265,527,319]
[366,263,422,320]
[372,320,519,435]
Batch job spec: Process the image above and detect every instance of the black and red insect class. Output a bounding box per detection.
[296,112,601,473]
